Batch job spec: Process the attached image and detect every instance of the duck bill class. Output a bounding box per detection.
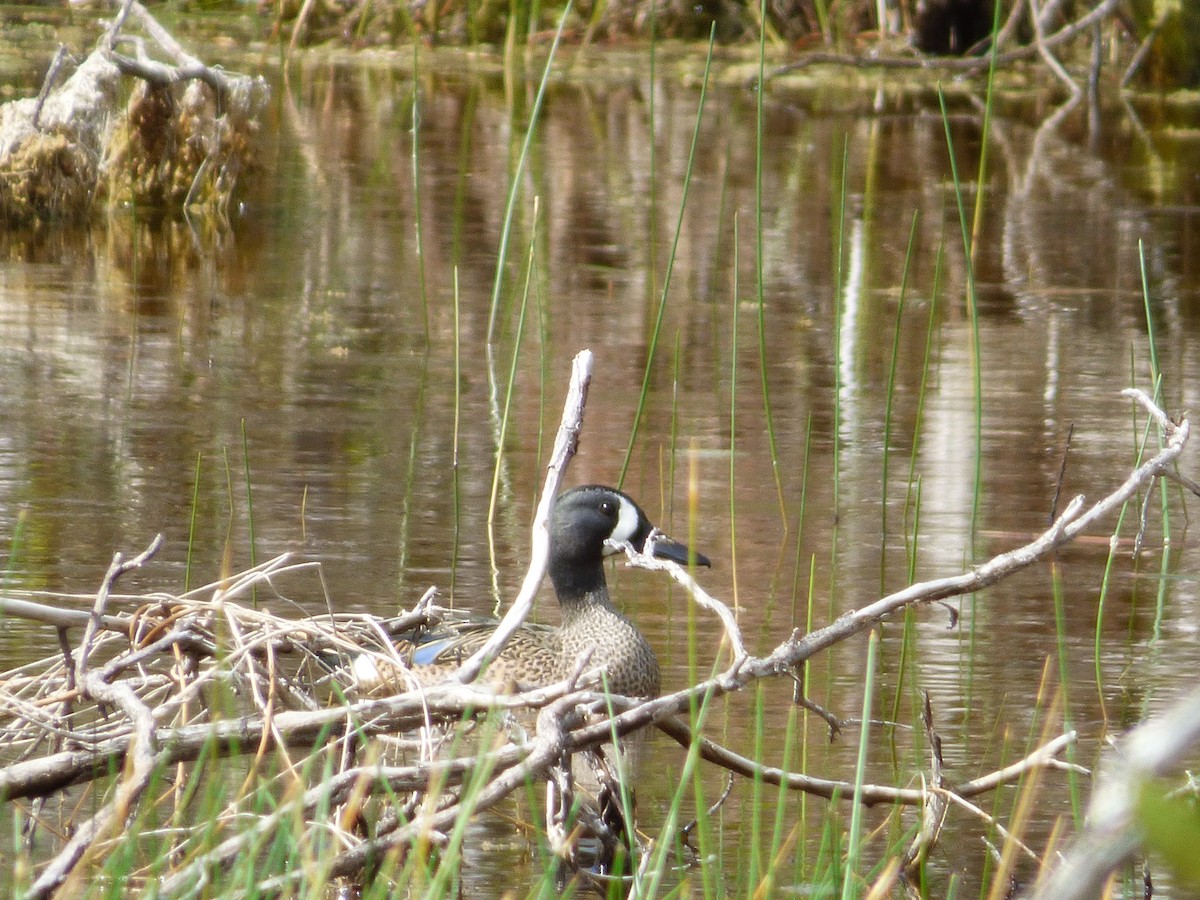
[651,534,711,568]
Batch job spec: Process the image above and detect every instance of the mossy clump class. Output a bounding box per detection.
[103,77,263,217]
[0,131,98,224]
[0,18,266,227]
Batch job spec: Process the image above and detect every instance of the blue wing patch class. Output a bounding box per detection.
[410,636,459,666]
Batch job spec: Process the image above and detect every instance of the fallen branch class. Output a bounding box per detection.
[454,348,593,684]
[29,537,167,898]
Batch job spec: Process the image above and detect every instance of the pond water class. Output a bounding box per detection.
[4,25,1200,896]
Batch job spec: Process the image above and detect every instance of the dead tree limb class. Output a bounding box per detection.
[454,349,593,684]
[28,538,167,899]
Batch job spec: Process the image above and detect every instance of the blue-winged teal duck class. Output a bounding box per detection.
[360,485,709,698]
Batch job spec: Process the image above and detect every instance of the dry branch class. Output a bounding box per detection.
[455,349,593,684]
[28,537,167,898]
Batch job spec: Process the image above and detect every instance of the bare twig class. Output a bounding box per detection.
[0,595,132,634]
[31,45,70,129]
[1121,7,1165,87]
[902,693,949,879]
[29,536,166,898]
[616,531,748,666]
[455,349,593,685]
[992,0,1028,54]
[78,535,163,677]
[1029,0,1082,96]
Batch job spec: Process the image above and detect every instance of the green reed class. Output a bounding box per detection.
[389,361,431,604]
[761,699,802,897]
[890,476,921,730]
[1090,386,1141,726]
[667,331,682,522]
[1139,239,1173,645]
[936,90,983,538]
[842,628,881,900]
[639,664,724,897]
[487,201,536,547]
[1049,560,1084,825]
[485,0,571,344]
[893,227,940,751]
[797,555,817,883]
[646,0,659,380]
[220,444,236,571]
[185,451,202,593]
[831,138,848,514]
[424,715,511,897]
[240,419,256,565]
[448,267,463,600]
[880,210,921,585]
[618,24,716,489]
[755,0,786,529]
[741,681,766,887]
[730,215,741,609]
[0,517,26,624]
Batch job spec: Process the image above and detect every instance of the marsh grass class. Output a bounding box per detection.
[485,0,571,346]
[618,26,717,490]
[4,9,1192,900]
[879,210,920,572]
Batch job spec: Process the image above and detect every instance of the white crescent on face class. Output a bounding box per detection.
[610,493,642,545]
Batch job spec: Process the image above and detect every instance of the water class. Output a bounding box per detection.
[3,27,1200,895]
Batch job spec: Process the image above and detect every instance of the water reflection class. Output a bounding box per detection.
[2,45,1200,894]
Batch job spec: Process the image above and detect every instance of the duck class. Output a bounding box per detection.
[355,484,709,698]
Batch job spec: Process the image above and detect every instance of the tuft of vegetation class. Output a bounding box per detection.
[0,1,266,227]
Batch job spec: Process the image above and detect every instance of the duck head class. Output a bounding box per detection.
[549,484,711,574]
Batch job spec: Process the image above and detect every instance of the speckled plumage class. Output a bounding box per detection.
[376,485,708,698]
